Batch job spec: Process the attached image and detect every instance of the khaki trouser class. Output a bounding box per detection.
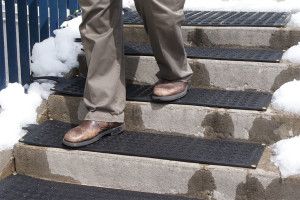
[79,0,193,123]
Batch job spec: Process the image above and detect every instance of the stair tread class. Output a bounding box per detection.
[124,42,284,63]
[20,120,265,169]
[30,76,273,111]
[0,175,198,200]
[123,9,291,27]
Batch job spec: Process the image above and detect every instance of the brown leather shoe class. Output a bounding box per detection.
[152,80,189,101]
[63,120,124,147]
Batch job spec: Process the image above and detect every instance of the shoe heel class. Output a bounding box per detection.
[111,124,125,136]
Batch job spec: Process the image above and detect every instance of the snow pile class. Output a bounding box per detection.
[271,136,300,178]
[272,80,300,114]
[0,16,81,151]
[0,82,54,151]
[271,80,300,178]
[282,42,300,64]
[30,24,82,77]
[289,12,300,26]
[272,80,300,115]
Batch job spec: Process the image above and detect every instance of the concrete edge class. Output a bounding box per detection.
[13,143,300,200]
[47,94,300,145]
[77,54,300,92]
[36,99,49,124]
[0,149,13,180]
[124,25,300,50]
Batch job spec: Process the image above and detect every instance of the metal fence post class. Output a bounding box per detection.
[49,0,58,37]
[5,0,19,83]
[39,0,50,41]
[59,0,67,27]
[68,0,79,14]
[28,0,39,53]
[0,0,6,89]
[18,0,31,84]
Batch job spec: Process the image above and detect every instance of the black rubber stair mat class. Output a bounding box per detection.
[125,43,283,63]
[123,8,291,27]
[127,84,272,111]
[28,76,86,96]
[0,175,198,200]
[20,120,266,169]
[34,76,272,111]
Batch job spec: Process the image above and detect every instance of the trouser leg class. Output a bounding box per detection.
[79,0,125,122]
[134,0,193,82]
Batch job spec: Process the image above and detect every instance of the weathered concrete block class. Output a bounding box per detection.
[36,100,49,124]
[14,143,300,200]
[0,149,13,180]
[79,54,300,92]
[47,95,300,145]
[124,25,300,50]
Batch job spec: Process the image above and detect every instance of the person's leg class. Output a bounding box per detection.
[63,0,125,147]
[80,0,125,122]
[134,0,193,85]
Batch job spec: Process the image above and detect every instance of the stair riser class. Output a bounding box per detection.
[0,149,13,180]
[78,55,300,93]
[47,95,300,145]
[14,144,300,200]
[124,25,300,50]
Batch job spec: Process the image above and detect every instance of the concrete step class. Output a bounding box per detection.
[47,94,300,145]
[78,54,300,93]
[13,143,300,200]
[124,25,300,50]
[0,149,13,180]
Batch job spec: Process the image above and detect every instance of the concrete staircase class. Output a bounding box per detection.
[2,19,300,200]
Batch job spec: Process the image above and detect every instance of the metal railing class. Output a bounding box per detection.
[0,0,79,89]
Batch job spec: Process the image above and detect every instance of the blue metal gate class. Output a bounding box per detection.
[0,0,79,89]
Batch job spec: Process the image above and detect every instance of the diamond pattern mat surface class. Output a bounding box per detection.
[0,175,198,200]
[21,120,265,169]
[125,43,283,63]
[126,84,272,111]
[123,9,291,27]
[37,76,272,111]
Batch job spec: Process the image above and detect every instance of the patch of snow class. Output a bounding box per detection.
[271,136,300,178]
[282,42,300,64]
[0,15,81,151]
[123,0,133,8]
[0,82,53,151]
[30,27,82,77]
[272,80,300,115]
[288,12,300,27]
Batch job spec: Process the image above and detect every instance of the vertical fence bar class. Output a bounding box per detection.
[68,0,79,14]
[49,0,58,37]
[0,0,6,89]
[28,0,39,53]
[18,0,31,84]
[5,0,18,83]
[58,0,67,26]
[39,0,50,41]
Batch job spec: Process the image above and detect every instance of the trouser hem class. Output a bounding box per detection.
[84,111,124,123]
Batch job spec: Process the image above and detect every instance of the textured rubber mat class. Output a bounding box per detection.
[125,43,283,63]
[33,76,272,111]
[21,120,265,169]
[0,175,198,200]
[29,76,86,96]
[123,8,291,27]
[126,84,272,111]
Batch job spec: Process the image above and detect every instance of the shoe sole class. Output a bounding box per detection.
[62,124,125,148]
[151,83,189,102]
